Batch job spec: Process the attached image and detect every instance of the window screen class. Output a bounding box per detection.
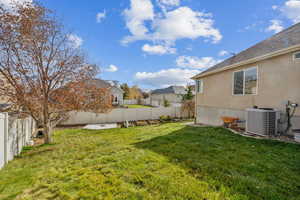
[295,52,300,60]
[245,68,257,95]
[233,71,244,95]
[196,80,203,93]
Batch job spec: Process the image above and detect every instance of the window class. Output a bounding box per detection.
[233,71,244,95]
[196,80,203,93]
[244,68,258,95]
[233,67,258,95]
[294,52,300,60]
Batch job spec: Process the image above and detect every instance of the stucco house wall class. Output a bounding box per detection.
[111,87,124,105]
[195,51,300,130]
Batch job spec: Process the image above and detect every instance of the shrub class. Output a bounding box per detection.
[159,115,172,122]
[163,99,170,107]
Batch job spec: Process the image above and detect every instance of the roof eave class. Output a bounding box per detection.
[192,44,300,80]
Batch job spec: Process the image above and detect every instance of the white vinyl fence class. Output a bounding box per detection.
[124,99,152,106]
[0,113,35,169]
[141,98,151,106]
[61,107,186,125]
[123,99,138,105]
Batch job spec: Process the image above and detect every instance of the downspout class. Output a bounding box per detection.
[194,84,198,124]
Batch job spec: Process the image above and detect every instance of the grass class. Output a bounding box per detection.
[0,123,299,200]
[123,104,152,108]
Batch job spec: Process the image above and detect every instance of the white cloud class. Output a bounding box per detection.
[280,0,300,23]
[219,50,229,57]
[176,56,220,69]
[272,5,278,10]
[0,0,32,11]
[142,44,176,55]
[122,1,222,45]
[123,0,154,41]
[157,0,180,7]
[96,11,106,23]
[266,20,284,33]
[135,68,199,88]
[105,65,118,72]
[185,46,193,51]
[152,7,222,44]
[67,34,83,48]
[243,22,260,31]
[157,0,180,11]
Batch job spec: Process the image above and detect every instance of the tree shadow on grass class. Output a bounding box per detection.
[134,126,300,200]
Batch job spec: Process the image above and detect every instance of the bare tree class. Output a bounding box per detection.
[0,3,111,143]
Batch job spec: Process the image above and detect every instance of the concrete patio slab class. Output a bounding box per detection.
[83,124,118,130]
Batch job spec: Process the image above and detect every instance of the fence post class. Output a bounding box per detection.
[4,113,8,165]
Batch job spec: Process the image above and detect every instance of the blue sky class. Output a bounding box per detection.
[3,0,299,89]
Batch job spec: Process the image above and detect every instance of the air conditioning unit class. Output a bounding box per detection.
[246,108,279,136]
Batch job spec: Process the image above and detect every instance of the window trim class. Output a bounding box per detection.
[232,66,258,96]
[294,51,300,60]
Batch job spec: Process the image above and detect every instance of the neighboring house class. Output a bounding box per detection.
[86,79,124,106]
[106,80,125,105]
[192,23,300,131]
[150,86,187,107]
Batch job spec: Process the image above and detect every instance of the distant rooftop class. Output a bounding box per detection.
[84,79,123,91]
[105,80,120,87]
[0,103,10,111]
[85,79,112,88]
[151,86,187,95]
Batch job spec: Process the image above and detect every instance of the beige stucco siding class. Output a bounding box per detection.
[196,51,300,116]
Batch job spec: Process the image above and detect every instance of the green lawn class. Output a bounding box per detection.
[0,123,300,200]
[124,104,152,108]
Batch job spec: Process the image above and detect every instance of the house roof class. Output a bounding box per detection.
[193,22,300,79]
[0,104,10,111]
[151,86,187,95]
[85,79,112,88]
[85,79,124,93]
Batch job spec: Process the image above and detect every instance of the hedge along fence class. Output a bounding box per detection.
[0,113,36,169]
[61,107,187,126]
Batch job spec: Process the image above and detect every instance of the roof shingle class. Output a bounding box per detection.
[198,22,300,76]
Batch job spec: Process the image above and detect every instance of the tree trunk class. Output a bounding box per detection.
[44,121,53,144]
[43,99,52,144]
